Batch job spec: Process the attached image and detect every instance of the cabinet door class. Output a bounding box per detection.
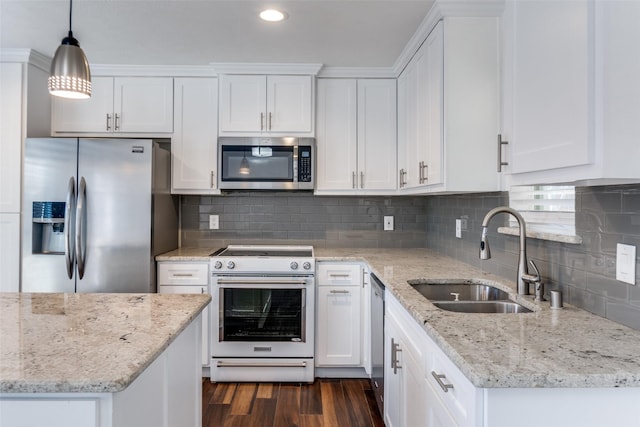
[0,63,22,213]
[357,79,397,190]
[114,77,174,133]
[420,21,444,186]
[158,285,209,367]
[51,76,114,133]
[316,285,362,366]
[316,263,363,366]
[315,79,358,191]
[510,0,592,173]
[267,75,313,133]
[424,379,459,427]
[172,77,219,192]
[0,213,20,292]
[397,56,419,188]
[384,310,403,427]
[219,74,266,133]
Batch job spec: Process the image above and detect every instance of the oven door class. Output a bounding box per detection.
[211,275,314,358]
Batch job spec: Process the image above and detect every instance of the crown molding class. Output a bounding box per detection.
[211,63,323,75]
[317,67,396,79]
[0,49,51,72]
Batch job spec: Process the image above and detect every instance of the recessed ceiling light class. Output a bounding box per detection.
[259,9,288,22]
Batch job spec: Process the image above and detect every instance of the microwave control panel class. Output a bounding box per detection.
[298,146,313,183]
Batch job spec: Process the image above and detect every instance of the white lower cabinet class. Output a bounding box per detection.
[157,262,210,368]
[385,292,479,427]
[315,263,364,367]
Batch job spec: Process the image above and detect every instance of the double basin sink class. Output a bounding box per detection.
[409,279,532,314]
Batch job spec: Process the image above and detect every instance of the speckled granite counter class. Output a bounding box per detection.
[157,247,640,389]
[0,292,210,393]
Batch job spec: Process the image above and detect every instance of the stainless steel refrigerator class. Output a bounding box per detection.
[22,138,178,293]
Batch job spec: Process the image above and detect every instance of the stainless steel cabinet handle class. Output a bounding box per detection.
[75,177,87,280]
[268,112,272,130]
[260,112,264,131]
[328,273,350,278]
[352,172,356,189]
[210,171,215,188]
[106,114,111,131]
[329,289,350,294]
[114,113,120,131]
[391,338,402,374]
[431,371,454,392]
[64,177,76,279]
[497,134,509,172]
[360,171,364,189]
[418,161,424,184]
[399,169,407,188]
[217,361,307,368]
[172,273,194,277]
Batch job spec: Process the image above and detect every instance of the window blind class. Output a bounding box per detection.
[508,185,576,235]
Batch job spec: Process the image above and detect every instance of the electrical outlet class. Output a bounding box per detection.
[384,216,394,231]
[616,243,636,285]
[209,215,219,230]
[455,219,462,238]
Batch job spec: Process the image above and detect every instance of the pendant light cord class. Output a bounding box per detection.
[68,0,73,35]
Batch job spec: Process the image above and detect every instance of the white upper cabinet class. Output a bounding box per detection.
[504,0,640,185]
[398,18,500,194]
[218,74,314,136]
[316,78,396,193]
[171,77,219,194]
[52,77,174,135]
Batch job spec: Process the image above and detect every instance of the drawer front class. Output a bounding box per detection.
[425,345,478,427]
[317,263,362,287]
[158,262,209,285]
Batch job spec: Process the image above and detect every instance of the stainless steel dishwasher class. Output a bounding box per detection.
[370,273,385,418]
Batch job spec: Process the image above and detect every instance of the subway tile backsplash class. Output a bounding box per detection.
[425,185,640,331]
[181,192,428,249]
[180,184,640,330]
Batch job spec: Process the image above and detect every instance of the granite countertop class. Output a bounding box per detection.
[158,246,640,389]
[0,292,211,393]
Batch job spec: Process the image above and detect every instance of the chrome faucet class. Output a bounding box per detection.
[479,206,541,296]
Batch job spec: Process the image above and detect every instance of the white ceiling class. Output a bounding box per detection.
[0,0,434,68]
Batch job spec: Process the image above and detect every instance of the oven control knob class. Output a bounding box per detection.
[213,261,222,269]
[290,262,299,270]
[227,261,235,270]
[303,262,312,270]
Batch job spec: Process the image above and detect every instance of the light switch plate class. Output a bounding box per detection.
[616,243,636,285]
[209,215,219,230]
[384,216,394,231]
[455,219,462,238]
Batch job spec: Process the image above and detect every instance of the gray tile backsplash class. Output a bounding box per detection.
[180,192,427,249]
[180,184,640,330]
[425,185,640,331]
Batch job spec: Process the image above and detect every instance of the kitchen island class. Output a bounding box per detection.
[159,247,640,426]
[0,292,210,427]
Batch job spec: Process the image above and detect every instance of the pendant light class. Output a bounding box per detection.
[48,0,92,99]
[239,151,251,175]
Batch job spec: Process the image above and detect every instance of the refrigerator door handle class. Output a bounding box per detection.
[76,177,87,280]
[64,177,76,279]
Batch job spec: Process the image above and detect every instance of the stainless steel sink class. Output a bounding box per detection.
[410,281,510,301]
[432,301,532,314]
[408,280,533,314]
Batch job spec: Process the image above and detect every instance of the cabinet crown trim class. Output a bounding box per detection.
[0,49,51,72]
[212,63,323,75]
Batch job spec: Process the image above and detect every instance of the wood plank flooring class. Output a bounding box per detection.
[202,378,385,427]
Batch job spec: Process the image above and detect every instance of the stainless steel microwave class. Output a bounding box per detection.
[218,137,315,190]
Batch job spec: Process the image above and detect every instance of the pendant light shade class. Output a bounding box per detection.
[48,0,91,99]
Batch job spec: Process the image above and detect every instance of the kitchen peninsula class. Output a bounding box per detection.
[0,292,210,427]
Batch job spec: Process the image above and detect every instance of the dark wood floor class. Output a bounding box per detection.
[202,378,385,427]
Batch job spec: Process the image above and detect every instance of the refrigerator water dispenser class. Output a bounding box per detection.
[32,202,66,254]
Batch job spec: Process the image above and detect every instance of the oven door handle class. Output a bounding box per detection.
[215,279,310,286]
[217,361,308,368]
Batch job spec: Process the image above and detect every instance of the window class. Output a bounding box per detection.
[508,185,576,238]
